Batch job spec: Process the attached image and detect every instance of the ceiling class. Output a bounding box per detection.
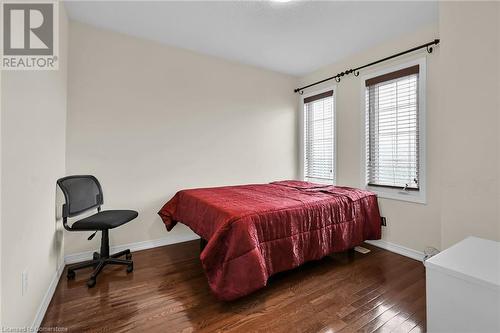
[64,1,438,76]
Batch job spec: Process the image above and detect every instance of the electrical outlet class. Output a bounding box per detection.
[22,270,28,296]
[381,217,387,226]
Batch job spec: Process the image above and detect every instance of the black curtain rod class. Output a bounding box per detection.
[294,39,440,94]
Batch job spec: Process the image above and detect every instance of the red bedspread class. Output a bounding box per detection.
[158,180,381,301]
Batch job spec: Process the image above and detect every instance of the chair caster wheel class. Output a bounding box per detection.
[67,270,75,280]
[93,252,100,260]
[126,253,132,260]
[87,278,96,288]
[127,263,133,273]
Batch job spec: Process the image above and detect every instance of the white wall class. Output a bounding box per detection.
[0,7,68,328]
[439,1,500,247]
[65,22,298,255]
[298,25,442,252]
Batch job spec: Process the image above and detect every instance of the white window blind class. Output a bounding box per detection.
[365,65,420,190]
[304,90,335,184]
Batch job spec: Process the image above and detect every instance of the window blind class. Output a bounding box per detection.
[304,90,334,184]
[366,65,420,190]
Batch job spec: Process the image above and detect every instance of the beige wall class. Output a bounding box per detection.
[298,1,500,252]
[439,1,500,247]
[0,0,496,327]
[0,61,2,329]
[0,7,68,328]
[66,2,500,257]
[65,22,298,255]
[299,25,442,252]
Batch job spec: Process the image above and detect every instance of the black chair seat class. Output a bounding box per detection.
[58,175,137,287]
[71,210,138,230]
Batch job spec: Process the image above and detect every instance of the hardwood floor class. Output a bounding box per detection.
[42,241,426,333]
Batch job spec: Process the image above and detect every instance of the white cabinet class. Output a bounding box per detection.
[425,237,500,333]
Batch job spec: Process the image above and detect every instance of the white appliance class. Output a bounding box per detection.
[425,236,500,333]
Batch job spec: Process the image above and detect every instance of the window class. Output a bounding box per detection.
[363,59,426,203]
[303,88,335,184]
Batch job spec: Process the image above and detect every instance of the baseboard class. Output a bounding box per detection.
[40,235,419,329]
[31,261,65,329]
[366,239,425,261]
[32,234,199,328]
[64,233,200,264]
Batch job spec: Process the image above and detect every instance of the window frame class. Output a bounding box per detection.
[360,58,427,204]
[300,85,337,185]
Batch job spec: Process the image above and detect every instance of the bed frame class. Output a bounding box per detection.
[200,238,208,252]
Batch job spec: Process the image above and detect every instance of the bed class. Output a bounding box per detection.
[158,180,381,301]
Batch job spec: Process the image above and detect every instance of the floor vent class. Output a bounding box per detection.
[354,246,371,254]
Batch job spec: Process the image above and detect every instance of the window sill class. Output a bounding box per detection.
[366,185,426,204]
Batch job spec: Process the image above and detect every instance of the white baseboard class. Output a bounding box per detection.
[32,234,199,329]
[64,234,200,264]
[366,239,425,262]
[31,261,65,330]
[35,235,419,329]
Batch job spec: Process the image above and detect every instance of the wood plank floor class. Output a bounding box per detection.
[42,241,426,333]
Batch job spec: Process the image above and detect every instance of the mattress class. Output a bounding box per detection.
[158,180,381,300]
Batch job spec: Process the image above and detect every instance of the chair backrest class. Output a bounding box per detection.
[57,175,104,218]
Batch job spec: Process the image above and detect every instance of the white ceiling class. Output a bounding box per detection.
[64,1,438,76]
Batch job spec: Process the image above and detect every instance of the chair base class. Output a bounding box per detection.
[67,249,133,288]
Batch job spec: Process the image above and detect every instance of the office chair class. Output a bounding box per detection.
[57,175,138,287]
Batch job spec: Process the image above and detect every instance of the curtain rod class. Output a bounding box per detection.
[294,39,440,94]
